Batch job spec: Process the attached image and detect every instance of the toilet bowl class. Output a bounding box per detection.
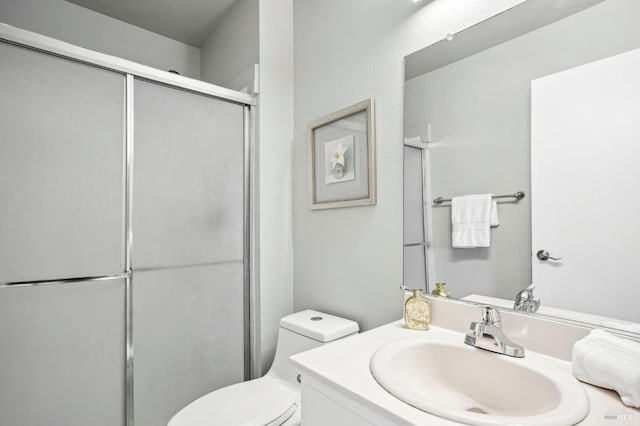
[168,310,359,426]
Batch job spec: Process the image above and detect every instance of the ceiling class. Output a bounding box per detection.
[66,0,240,47]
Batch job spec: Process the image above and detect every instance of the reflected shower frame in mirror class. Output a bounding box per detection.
[402,0,640,337]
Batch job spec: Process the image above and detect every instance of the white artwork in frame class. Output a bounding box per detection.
[308,98,376,210]
[324,135,355,184]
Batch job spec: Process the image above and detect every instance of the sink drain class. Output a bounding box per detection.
[467,407,489,415]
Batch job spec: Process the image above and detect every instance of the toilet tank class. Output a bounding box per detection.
[266,310,359,385]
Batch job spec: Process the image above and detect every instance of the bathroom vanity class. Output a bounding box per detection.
[290,298,640,425]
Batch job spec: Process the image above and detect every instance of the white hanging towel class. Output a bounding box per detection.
[451,194,499,248]
[572,329,640,408]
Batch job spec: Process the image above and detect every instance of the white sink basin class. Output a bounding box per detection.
[370,335,589,425]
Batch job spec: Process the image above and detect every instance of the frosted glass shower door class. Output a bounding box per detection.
[404,145,430,291]
[0,41,127,426]
[0,280,126,426]
[132,79,245,426]
[0,42,125,283]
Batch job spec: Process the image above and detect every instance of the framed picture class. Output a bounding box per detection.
[308,99,376,210]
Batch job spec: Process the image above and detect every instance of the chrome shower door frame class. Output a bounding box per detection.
[0,24,256,426]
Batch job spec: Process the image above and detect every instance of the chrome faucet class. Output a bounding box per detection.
[464,305,525,358]
[513,283,540,313]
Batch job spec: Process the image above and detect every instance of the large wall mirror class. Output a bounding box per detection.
[403,0,640,336]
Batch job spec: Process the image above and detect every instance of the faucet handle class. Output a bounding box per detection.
[481,305,502,328]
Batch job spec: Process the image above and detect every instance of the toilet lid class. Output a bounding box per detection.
[168,377,298,426]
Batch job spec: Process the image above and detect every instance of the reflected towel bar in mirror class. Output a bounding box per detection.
[433,191,525,205]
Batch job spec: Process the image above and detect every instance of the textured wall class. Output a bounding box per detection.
[0,0,201,78]
[257,0,294,374]
[201,0,259,90]
[292,0,525,331]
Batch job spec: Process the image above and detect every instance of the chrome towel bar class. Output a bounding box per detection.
[433,191,525,205]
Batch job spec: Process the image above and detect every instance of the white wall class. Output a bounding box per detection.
[201,0,259,90]
[292,0,525,331]
[257,0,294,374]
[0,0,201,78]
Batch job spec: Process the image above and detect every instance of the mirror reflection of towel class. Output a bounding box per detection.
[451,194,499,248]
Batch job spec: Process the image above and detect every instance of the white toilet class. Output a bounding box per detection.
[168,310,359,426]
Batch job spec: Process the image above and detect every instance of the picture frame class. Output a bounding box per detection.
[308,99,376,210]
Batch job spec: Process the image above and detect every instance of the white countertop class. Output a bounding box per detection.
[290,321,640,425]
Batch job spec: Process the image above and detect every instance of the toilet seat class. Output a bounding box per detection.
[168,376,299,426]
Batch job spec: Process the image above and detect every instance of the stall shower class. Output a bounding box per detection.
[0,29,252,426]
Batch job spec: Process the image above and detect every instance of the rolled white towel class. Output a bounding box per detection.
[572,329,640,407]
